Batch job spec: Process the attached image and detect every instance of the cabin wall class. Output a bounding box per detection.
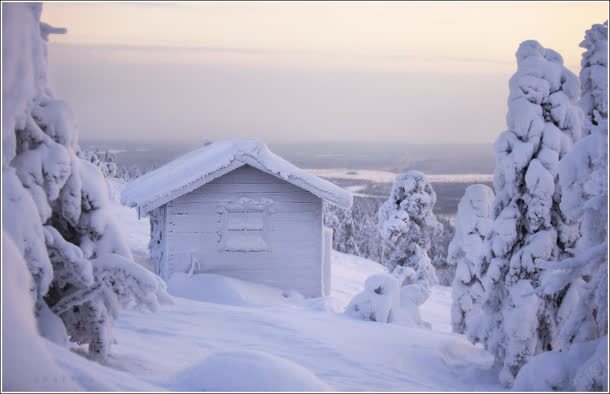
[164,165,324,297]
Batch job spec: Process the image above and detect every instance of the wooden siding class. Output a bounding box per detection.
[164,164,324,297]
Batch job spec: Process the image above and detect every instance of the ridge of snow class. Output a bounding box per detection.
[121,139,353,214]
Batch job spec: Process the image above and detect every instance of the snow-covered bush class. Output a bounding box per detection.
[345,272,431,328]
[345,273,400,323]
[400,283,431,328]
[3,3,168,362]
[448,184,494,336]
[472,40,583,386]
[579,21,608,136]
[377,171,442,288]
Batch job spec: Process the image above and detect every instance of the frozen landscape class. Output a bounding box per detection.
[2,2,608,393]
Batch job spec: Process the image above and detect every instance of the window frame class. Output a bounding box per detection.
[216,197,274,252]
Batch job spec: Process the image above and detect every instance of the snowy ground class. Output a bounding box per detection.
[46,179,502,391]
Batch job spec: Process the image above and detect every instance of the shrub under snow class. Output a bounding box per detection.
[377,171,442,288]
[447,184,494,336]
[2,3,168,362]
[345,273,430,327]
[345,274,400,323]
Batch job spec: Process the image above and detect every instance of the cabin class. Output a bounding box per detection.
[121,140,353,297]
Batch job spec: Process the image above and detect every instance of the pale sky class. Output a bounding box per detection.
[41,2,608,143]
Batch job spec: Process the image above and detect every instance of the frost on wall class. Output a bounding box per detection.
[2,3,168,362]
[579,21,608,136]
[377,171,442,288]
[472,41,583,386]
[448,184,494,337]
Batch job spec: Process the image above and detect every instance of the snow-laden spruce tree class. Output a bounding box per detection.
[377,171,442,288]
[448,184,494,336]
[429,216,455,286]
[472,41,583,386]
[517,23,609,391]
[549,20,608,353]
[579,21,608,136]
[323,202,360,256]
[3,3,168,362]
[524,119,609,391]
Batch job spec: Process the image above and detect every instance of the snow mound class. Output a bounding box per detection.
[171,350,332,392]
[513,336,608,391]
[167,272,304,307]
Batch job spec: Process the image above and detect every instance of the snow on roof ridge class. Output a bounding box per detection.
[121,139,353,214]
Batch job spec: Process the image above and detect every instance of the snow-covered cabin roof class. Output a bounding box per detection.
[121,139,353,215]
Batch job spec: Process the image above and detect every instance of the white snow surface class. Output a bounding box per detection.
[5,174,502,391]
[168,350,332,392]
[121,139,353,214]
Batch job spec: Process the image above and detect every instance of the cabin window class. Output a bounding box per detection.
[217,197,274,252]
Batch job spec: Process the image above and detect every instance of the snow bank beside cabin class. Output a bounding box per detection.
[167,273,304,307]
[170,350,332,392]
[121,139,353,215]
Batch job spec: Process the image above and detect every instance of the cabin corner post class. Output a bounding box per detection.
[322,226,333,297]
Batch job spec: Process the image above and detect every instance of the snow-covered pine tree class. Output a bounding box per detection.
[3,3,168,362]
[472,41,583,386]
[579,21,608,136]
[448,184,494,336]
[377,171,442,288]
[352,197,383,262]
[79,149,119,178]
[429,216,456,286]
[526,22,608,391]
[323,202,360,256]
